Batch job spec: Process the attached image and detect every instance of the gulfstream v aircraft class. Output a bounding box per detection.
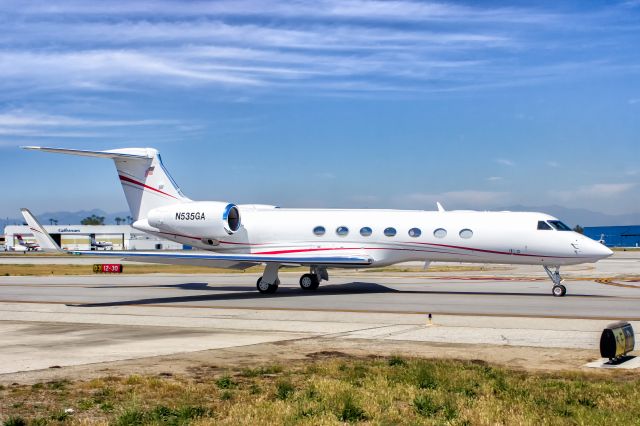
[22,146,612,297]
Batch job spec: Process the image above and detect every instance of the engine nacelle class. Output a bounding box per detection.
[147,201,241,239]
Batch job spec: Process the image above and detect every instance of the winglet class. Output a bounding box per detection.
[19,208,64,253]
[436,202,445,212]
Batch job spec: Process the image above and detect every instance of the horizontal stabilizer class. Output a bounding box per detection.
[21,146,153,159]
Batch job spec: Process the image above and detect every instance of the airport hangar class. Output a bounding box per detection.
[3,224,184,251]
[584,225,640,248]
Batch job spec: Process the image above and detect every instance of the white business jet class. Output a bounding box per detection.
[21,146,612,297]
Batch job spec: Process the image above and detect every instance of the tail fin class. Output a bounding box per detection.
[22,146,190,220]
[15,234,25,244]
[20,208,63,252]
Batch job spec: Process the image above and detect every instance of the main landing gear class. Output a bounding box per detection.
[544,265,566,297]
[256,263,280,294]
[299,266,328,291]
[256,264,329,294]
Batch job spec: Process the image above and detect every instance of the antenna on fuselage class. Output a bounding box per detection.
[436,202,445,212]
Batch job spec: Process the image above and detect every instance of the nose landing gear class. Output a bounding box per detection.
[544,265,566,297]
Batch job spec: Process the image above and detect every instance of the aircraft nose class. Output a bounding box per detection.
[587,239,613,259]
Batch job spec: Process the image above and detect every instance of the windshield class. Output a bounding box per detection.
[537,221,552,230]
[548,220,572,231]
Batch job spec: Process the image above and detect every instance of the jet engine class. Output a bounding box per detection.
[147,201,241,239]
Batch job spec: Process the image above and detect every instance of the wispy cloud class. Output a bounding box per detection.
[551,183,637,200]
[315,172,336,179]
[0,110,177,138]
[6,0,563,24]
[495,158,515,167]
[0,0,633,98]
[546,161,560,168]
[486,176,503,181]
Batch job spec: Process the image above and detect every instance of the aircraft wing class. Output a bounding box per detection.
[67,250,373,269]
[20,208,373,269]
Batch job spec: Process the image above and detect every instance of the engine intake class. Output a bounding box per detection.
[147,201,242,239]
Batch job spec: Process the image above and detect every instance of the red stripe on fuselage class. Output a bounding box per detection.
[407,241,563,258]
[254,244,581,259]
[253,246,470,256]
[119,175,179,200]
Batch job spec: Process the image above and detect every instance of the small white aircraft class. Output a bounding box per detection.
[91,235,114,250]
[14,234,40,252]
[21,146,613,297]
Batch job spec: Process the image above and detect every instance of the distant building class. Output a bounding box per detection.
[3,224,185,251]
[584,225,640,248]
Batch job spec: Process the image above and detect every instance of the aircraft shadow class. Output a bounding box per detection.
[69,281,604,308]
[71,282,396,307]
[93,282,255,291]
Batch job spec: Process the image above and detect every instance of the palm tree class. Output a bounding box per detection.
[81,215,105,225]
[126,215,133,225]
[115,217,123,225]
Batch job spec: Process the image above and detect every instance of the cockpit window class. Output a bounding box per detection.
[548,220,572,231]
[537,221,552,230]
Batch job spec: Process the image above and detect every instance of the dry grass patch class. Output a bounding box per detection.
[2,357,640,425]
[0,264,271,276]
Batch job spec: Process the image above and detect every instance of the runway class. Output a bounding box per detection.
[1,261,639,380]
[1,272,639,318]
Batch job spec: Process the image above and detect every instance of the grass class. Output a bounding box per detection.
[0,264,269,276]
[0,263,493,276]
[2,356,640,425]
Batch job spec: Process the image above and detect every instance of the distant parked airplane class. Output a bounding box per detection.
[22,146,613,297]
[14,234,40,251]
[90,235,114,250]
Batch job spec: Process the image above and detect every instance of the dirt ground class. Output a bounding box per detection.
[1,337,632,386]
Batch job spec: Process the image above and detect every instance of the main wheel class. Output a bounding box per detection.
[552,284,566,297]
[257,277,279,294]
[299,274,320,290]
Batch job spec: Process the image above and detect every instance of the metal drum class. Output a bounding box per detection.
[600,322,634,360]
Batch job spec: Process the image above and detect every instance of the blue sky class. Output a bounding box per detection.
[0,0,638,218]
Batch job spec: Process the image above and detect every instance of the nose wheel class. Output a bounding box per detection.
[544,266,566,297]
[552,284,566,297]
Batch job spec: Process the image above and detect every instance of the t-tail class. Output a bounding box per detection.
[22,146,190,221]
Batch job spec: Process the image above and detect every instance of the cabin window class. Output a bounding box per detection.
[360,227,372,237]
[384,227,397,237]
[434,228,447,238]
[459,229,473,239]
[336,226,349,236]
[313,226,326,236]
[537,221,552,230]
[548,220,572,231]
[408,228,421,237]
